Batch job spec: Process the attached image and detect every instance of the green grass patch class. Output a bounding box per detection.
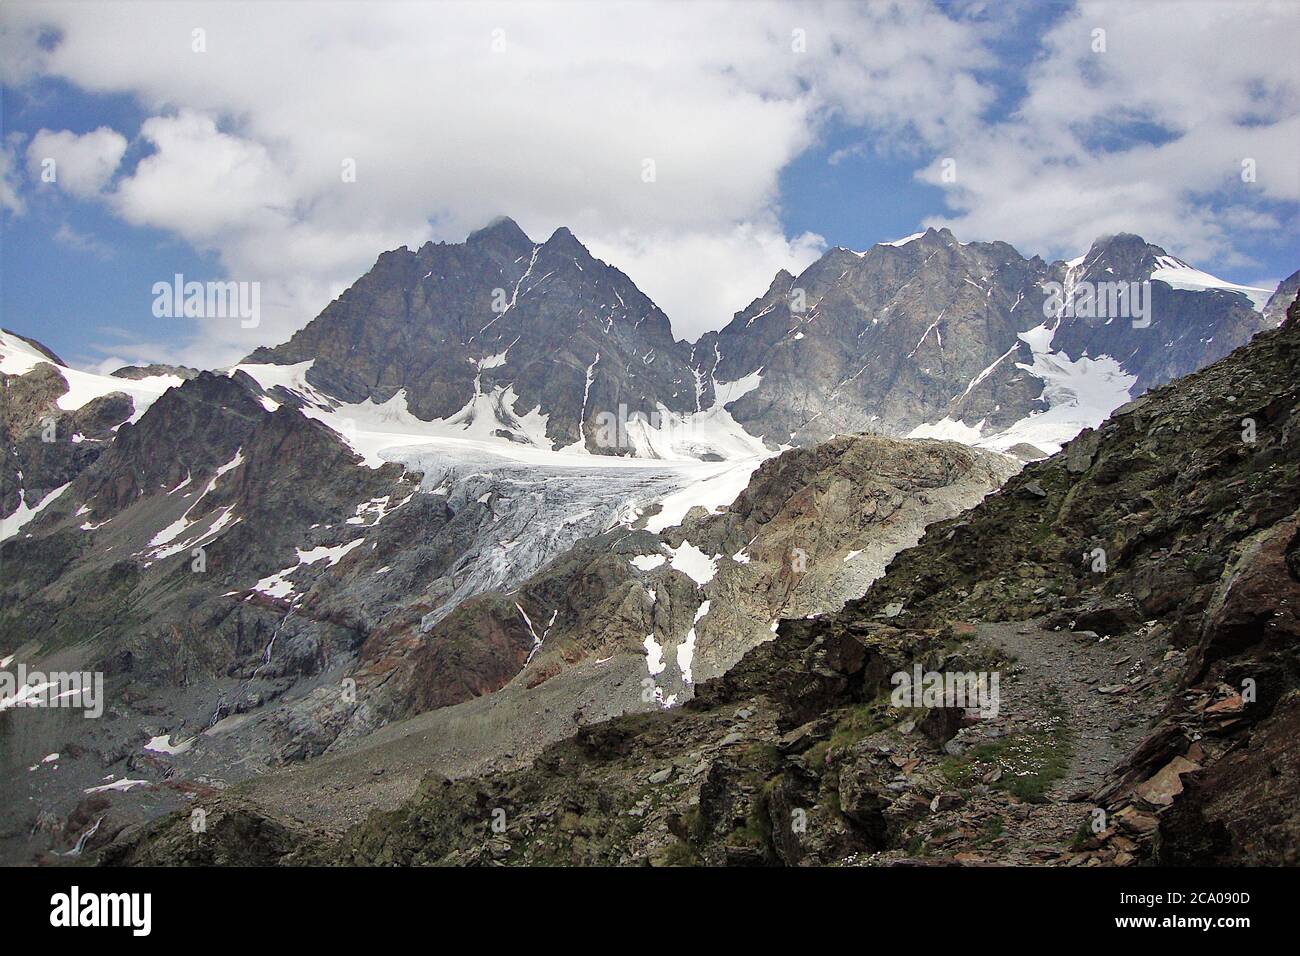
[828,701,900,750]
[943,693,1073,803]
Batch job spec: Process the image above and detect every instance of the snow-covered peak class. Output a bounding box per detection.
[1063,239,1274,313]
[1149,257,1273,311]
[877,231,926,249]
[1,329,184,422]
[0,328,64,375]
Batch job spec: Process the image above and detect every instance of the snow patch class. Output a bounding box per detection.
[251,537,367,601]
[1150,257,1272,311]
[0,482,71,541]
[144,734,193,755]
[666,541,718,586]
[644,634,666,676]
[84,778,150,794]
[677,600,711,684]
[877,232,926,248]
[907,417,986,444]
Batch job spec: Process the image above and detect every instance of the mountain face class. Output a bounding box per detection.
[108,291,1299,867]
[243,218,709,454]
[1,329,188,543]
[1046,233,1270,395]
[701,229,1277,456]
[697,230,1050,445]
[1265,268,1300,326]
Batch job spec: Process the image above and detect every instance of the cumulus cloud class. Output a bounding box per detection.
[920,0,1300,262]
[1,0,995,363]
[588,220,827,341]
[113,111,292,242]
[25,126,127,198]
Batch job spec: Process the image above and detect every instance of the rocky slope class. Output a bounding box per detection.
[105,291,1299,866]
[4,423,1012,862]
[0,350,1013,863]
[0,369,702,858]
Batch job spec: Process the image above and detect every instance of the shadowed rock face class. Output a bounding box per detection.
[103,293,1299,868]
[1265,268,1300,327]
[1047,233,1268,395]
[1,346,134,525]
[244,218,705,451]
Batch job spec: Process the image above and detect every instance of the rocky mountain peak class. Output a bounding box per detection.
[1071,232,1177,282]
[542,224,585,253]
[466,215,535,256]
[920,225,959,245]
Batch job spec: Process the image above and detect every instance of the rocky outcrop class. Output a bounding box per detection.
[1264,269,1300,327]
[111,364,200,381]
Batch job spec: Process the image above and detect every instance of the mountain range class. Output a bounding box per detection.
[1,217,1295,865]
[235,219,1290,460]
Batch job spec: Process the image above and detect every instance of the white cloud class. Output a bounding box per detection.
[25,126,127,198]
[89,355,130,376]
[113,111,291,242]
[588,220,826,341]
[0,133,25,215]
[920,0,1300,263]
[2,0,995,364]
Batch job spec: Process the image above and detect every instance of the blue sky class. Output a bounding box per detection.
[2,0,1297,368]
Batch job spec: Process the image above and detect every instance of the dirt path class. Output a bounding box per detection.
[863,619,1176,864]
